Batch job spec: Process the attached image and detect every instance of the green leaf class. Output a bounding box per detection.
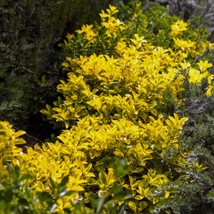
[59,175,69,187]
[112,190,132,201]
[5,189,13,203]
[139,201,148,211]
[18,198,29,207]
[6,163,13,177]
[99,172,107,185]
[6,164,20,184]
[63,208,72,214]
[49,177,57,189]
[37,191,53,205]
[57,175,69,195]
[19,174,33,182]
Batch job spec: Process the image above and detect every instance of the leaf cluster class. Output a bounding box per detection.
[1,2,214,214]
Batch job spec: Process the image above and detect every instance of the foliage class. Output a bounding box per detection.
[0,121,25,183]
[1,2,214,213]
[0,163,78,214]
[179,94,214,213]
[0,0,113,131]
[0,113,209,213]
[48,2,214,127]
[27,3,214,213]
[0,1,58,122]
[156,0,214,42]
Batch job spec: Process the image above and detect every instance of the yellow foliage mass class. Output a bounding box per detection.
[1,4,214,213]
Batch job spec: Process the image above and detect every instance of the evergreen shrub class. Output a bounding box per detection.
[0,2,214,213]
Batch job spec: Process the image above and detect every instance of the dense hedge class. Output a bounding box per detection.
[1,2,214,213]
[1,0,213,139]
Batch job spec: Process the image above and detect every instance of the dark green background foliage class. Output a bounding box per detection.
[179,92,214,214]
[0,0,73,127]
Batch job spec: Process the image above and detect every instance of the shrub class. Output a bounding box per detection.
[0,121,25,183]
[1,2,214,213]
[46,2,214,127]
[36,3,214,213]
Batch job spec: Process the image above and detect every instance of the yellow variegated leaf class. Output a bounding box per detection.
[128,201,137,212]
[14,130,26,138]
[114,149,124,157]
[14,138,26,145]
